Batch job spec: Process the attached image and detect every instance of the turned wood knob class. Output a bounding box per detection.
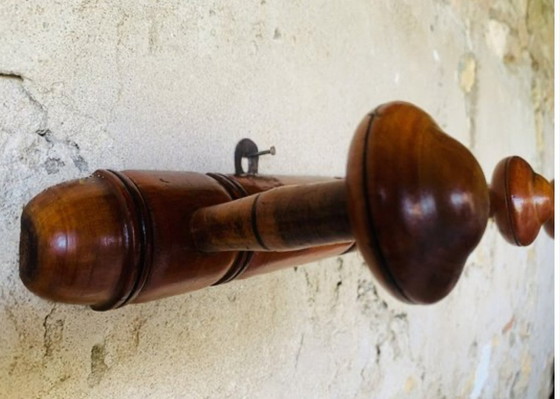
[19,170,148,308]
[490,157,554,245]
[346,103,490,303]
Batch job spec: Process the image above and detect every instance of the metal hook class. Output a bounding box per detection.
[234,139,276,176]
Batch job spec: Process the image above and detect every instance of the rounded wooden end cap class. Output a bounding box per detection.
[19,170,147,309]
[490,157,554,245]
[346,102,490,304]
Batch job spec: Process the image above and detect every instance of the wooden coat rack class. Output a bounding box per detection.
[18,102,554,310]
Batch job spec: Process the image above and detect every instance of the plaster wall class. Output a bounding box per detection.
[0,1,554,398]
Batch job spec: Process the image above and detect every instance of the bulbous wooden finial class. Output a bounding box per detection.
[19,170,145,309]
[19,169,242,309]
[490,157,554,246]
[346,102,490,304]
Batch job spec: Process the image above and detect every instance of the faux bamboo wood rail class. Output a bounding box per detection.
[18,102,554,310]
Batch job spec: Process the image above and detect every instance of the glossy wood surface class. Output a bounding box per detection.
[346,102,490,304]
[240,243,355,280]
[20,170,353,308]
[119,171,239,305]
[219,173,355,282]
[191,180,351,252]
[20,171,137,307]
[20,170,242,308]
[490,156,554,246]
[19,101,554,309]
[232,174,338,195]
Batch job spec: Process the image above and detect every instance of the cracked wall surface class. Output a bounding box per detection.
[0,1,554,398]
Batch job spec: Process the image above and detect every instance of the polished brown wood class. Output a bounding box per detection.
[490,156,554,246]
[19,101,554,310]
[20,170,353,309]
[191,102,492,304]
[20,171,242,309]
[20,170,138,307]
[191,180,350,252]
[240,243,355,280]
[346,102,490,304]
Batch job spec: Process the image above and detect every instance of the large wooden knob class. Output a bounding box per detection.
[346,102,490,303]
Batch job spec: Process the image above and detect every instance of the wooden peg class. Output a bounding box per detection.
[18,101,553,309]
[191,102,491,304]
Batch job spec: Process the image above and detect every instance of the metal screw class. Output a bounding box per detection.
[247,146,276,158]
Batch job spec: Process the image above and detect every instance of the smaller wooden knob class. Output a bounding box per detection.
[490,157,554,246]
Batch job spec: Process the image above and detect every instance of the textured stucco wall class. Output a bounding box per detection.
[0,1,554,398]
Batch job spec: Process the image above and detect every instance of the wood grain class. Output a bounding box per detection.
[346,102,490,304]
[19,101,553,309]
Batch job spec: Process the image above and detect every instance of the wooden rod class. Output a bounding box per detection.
[191,179,351,252]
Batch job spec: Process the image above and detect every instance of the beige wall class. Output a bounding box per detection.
[0,1,554,398]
